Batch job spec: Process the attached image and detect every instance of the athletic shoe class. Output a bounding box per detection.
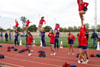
[28,53,32,56]
[82,61,87,64]
[37,30,39,32]
[86,57,89,63]
[68,53,70,55]
[78,60,81,64]
[31,50,34,52]
[53,53,56,56]
[80,59,83,62]
[86,59,89,63]
[72,53,75,55]
[50,54,53,56]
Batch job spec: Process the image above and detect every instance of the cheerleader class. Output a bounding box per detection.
[78,25,89,64]
[38,17,46,32]
[24,20,31,31]
[54,23,61,36]
[68,32,75,55]
[13,19,19,31]
[48,30,56,56]
[77,0,89,26]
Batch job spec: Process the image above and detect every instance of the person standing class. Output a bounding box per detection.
[54,30,60,50]
[9,31,12,41]
[26,32,34,56]
[78,26,89,64]
[0,32,3,41]
[91,30,98,47]
[68,32,76,55]
[14,31,19,46]
[41,28,46,47]
[5,32,8,42]
[48,30,56,56]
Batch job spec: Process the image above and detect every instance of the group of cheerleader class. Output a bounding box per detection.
[13,19,31,32]
[12,0,89,64]
[13,16,61,56]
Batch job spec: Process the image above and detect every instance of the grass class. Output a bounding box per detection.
[0,37,97,49]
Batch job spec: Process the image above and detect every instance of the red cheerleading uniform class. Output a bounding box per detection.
[27,36,34,45]
[48,32,55,44]
[68,35,75,42]
[40,19,46,24]
[55,25,61,31]
[26,20,31,26]
[23,21,26,23]
[77,0,89,11]
[78,27,88,46]
[15,20,19,27]
[80,25,88,36]
[83,25,88,32]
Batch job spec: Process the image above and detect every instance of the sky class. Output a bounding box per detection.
[0,0,100,29]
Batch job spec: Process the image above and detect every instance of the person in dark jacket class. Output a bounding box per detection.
[91,30,98,47]
[41,28,46,47]
[14,31,19,46]
[5,32,8,42]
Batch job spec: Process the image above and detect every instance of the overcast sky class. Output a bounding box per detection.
[0,0,100,29]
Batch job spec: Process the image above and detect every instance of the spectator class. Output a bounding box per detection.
[5,32,8,42]
[0,32,3,41]
[9,31,12,41]
[91,30,98,47]
[14,31,19,46]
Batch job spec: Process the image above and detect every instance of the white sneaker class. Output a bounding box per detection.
[86,59,89,63]
[78,60,81,64]
[31,50,34,52]
[37,30,39,32]
[82,61,87,64]
[80,59,83,62]
[51,54,53,56]
[72,53,75,55]
[28,53,32,56]
[53,53,56,56]
[68,53,70,55]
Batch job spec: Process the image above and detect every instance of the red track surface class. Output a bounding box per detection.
[0,43,100,67]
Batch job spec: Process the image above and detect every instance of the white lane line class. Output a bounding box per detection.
[0,61,24,67]
[6,56,61,67]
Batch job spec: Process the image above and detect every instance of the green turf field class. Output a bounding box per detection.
[0,37,97,49]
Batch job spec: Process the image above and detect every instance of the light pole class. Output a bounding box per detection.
[95,0,97,32]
